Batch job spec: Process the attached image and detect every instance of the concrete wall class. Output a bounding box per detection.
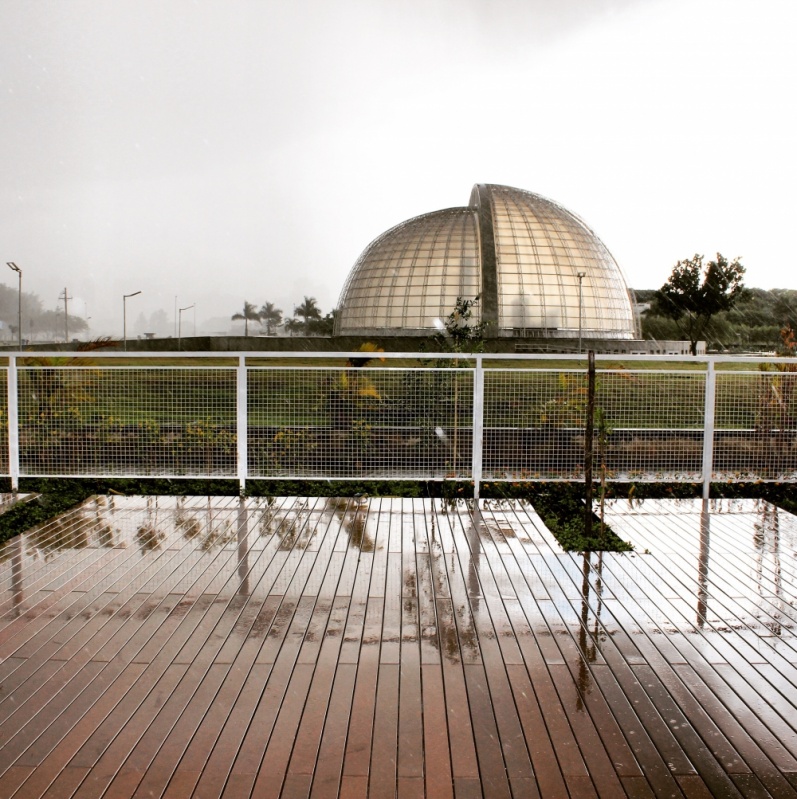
[1,334,703,356]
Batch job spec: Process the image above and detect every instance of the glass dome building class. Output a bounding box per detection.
[336,184,637,339]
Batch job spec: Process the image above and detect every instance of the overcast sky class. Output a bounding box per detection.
[1,0,795,335]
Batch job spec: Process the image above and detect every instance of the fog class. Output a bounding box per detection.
[1,0,795,337]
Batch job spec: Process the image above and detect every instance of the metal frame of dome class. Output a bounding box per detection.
[336,184,638,339]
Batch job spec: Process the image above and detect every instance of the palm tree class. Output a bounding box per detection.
[293,296,322,334]
[283,317,301,336]
[259,301,283,336]
[231,301,260,337]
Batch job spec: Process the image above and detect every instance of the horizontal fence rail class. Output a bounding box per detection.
[2,351,796,494]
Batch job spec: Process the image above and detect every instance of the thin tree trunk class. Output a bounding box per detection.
[584,350,595,539]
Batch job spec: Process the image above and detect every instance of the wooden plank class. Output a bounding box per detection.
[308,663,357,798]
[368,663,399,796]
[225,593,317,794]
[655,662,797,798]
[548,664,630,798]
[463,664,511,799]
[342,597,383,779]
[420,663,454,799]
[70,663,188,797]
[686,662,797,772]
[287,596,350,778]
[338,499,381,665]
[505,663,568,798]
[7,663,147,798]
[191,664,273,799]
[0,767,34,798]
[590,665,686,798]
[398,623,423,779]
[250,663,316,798]
[428,513,479,786]
[380,552,402,664]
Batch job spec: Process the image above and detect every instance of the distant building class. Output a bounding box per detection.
[336,183,638,341]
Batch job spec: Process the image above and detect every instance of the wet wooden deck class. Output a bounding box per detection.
[1,495,797,798]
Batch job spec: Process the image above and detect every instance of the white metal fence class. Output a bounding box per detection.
[3,352,796,495]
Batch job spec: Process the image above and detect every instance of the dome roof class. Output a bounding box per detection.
[336,184,637,339]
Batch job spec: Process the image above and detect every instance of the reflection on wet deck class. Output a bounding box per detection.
[1,496,797,798]
[0,493,31,515]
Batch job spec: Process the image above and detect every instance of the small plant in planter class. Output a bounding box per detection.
[270,427,318,472]
[179,417,236,474]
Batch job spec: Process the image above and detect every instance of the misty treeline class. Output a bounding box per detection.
[0,283,88,342]
[637,287,797,351]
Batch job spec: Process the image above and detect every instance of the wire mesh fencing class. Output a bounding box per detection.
[483,370,587,479]
[16,366,237,477]
[247,367,474,479]
[0,367,7,474]
[594,370,705,481]
[714,370,797,481]
[481,369,706,480]
[1,354,796,486]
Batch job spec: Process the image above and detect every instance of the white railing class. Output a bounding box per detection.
[2,351,796,497]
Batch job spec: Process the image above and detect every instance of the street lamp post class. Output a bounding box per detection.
[59,287,72,343]
[576,272,587,354]
[6,263,22,348]
[178,304,194,351]
[577,271,586,354]
[123,291,142,351]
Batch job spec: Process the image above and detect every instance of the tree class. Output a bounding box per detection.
[640,285,797,351]
[308,308,337,336]
[0,283,45,340]
[38,309,89,340]
[434,295,487,354]
[652,253,746,355]
[231,301,260,337]
[259,302,283,336]
[772,290,797,330]
[149,309,171,336]
[283,317,301,336]
[293,296,322,334]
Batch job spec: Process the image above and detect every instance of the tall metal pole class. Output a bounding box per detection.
[577,271,586,354]
[236,355,248,495]
[6,263,22,348]
[471,355,484,500]
[8,355,19,491]
[59,287,72,342]
[701,361,716,500]
[123,291,142,351]
[584,350,595,539]
[178,304,194,351]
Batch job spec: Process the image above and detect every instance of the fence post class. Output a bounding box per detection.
[701,360,716,500]
[471,356,484,500]
[237,355,248,496]
[7,356,19,492]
